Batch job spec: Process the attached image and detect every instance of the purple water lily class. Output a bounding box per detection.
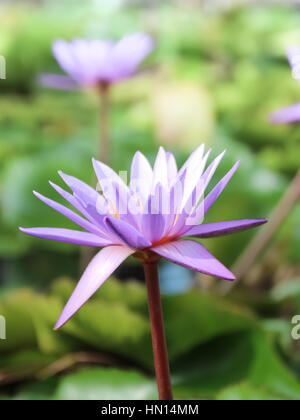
[20,145,266,331]
[39,33,154,90]
[270,45,300,124]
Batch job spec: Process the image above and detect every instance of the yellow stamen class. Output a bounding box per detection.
[137,198,143,211]
[108,200,120,219]
[173,213,180,226]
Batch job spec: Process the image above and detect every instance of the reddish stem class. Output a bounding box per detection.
[143,261,173,400]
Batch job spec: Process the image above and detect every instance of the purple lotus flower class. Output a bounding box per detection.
[39,33,154,90]
[20,146,266,330]
[270,45,300,124]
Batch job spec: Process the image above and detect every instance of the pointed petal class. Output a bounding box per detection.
[166,152,177,185]
[168,150,211,237]
[92,158,130,202]
[130,151,153,201]
[183,150,226,218]
[152,146,168,189]
[19,227,111,246]
[184,218,267,238]
[54,245,134,329]
[177,144,205,178]
[180,148,211,212]
[201,150,226,191]
[32,191,100,235]
[203,160,240,214]
[270,102,300,124]
[152,240,235,280]
[58,171,108,221]
[49,181,107,236]
[187,160,240,227]
[104,216,151,249]
[58,171,99,202]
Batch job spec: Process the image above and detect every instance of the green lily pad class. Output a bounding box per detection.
[54,367,156,400]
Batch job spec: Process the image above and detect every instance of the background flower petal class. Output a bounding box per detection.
[37,73,78,90]
[270,102,300,124]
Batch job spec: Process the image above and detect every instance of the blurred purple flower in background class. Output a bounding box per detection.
[270,44,300,124]
[20,145,266,329]
[39,33,154,90]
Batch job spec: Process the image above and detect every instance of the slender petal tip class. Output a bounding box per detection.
[257,218,267,225]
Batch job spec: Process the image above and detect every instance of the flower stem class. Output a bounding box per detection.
[143,261,173,400]
[99,82,111,164]
[220,169,300,294]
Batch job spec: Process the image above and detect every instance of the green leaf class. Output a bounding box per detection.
[0,290,37,353]
[0,351,57,384]
[271,278,300,311]
[216,382,284,400]
[51,276,148,313]
[13,377,59,400]
[172,331,300,400]
[163,291,258,361]
[60,299,153,367]
[28,294,81,355]
[54,367,156,400]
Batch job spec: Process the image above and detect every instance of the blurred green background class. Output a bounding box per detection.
[0,0,300,400]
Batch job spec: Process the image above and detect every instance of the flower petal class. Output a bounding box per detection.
[180,148,211,212]
[166,152,177,185]
[104,216,151,249]
[286,44,300,71]
[19,227,111,246]
[270,102,300,124]
[58,171,108,221]
[152,146,168,190]
[54,245,134,329]
[201,150,226,192]
[177,144,205,178]
[130,151,153,202]
[141,213,166,244]
[109,33,154,80]
[37,73,78,90]
[49,181,109,238]
[32,191,100,235]
[52,40,80,81]
[52,39,97,85]
[182,150,226,219]
[184,218,267,238]
[186,160,240,226]
[152,240,235,280]
[92,158,130,200]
